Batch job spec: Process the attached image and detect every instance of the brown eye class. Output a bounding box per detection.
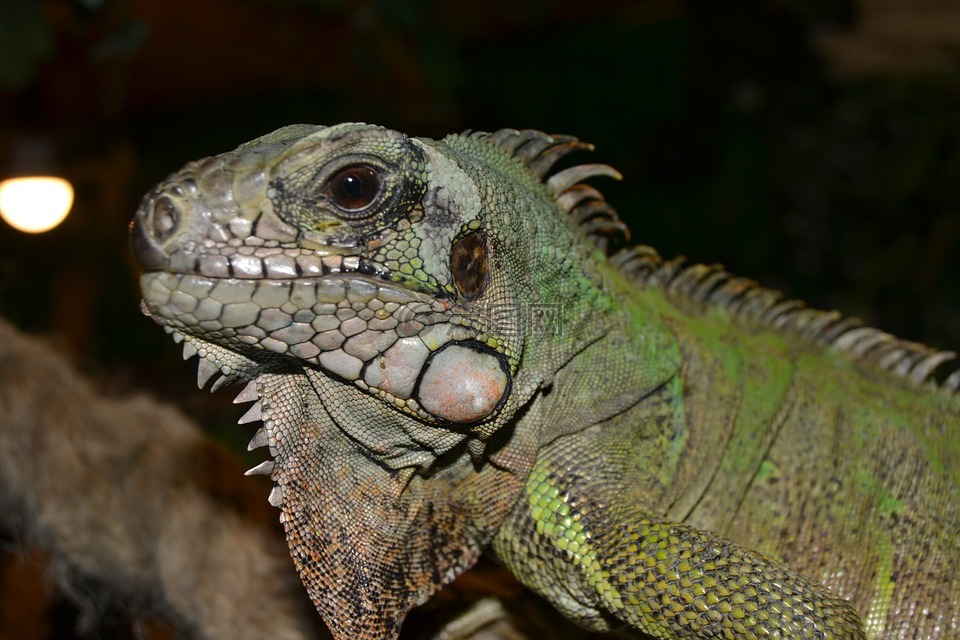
[323,165,382,212]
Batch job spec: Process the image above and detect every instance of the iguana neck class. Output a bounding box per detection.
[526,258,682,448]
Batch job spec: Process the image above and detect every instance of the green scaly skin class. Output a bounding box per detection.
[130,123,958,639]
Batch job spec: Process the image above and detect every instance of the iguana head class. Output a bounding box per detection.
[130,123,624,638]
[134,123,516,429]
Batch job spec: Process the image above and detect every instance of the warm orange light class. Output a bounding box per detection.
[0,176,74,233]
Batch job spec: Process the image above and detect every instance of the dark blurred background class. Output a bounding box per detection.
[0,0,958,634]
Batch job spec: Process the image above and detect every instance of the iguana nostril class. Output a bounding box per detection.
[130,210,167,270]
[152,196,180,240]
[130,194,179,270]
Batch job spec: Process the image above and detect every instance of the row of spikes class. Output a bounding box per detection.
[609,245,960,394]
[231,378,284,508]
[173,328,284,505]
[466,129,629,252]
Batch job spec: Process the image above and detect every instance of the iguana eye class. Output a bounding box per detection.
[323,164,382,213]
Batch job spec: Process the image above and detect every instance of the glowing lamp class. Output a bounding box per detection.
[0,176,74,233]
[0,134,74,233]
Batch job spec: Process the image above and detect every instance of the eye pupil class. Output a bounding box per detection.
[342,174,363,199]
[325,165,381,212]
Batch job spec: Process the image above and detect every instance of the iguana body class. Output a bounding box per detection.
[130,124,959,639]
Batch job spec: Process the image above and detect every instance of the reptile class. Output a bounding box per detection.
[129,123,959,639]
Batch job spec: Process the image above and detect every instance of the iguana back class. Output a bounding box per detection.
[131,123,959,639]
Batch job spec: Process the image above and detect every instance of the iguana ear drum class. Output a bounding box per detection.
[450,231,489,300]
[415,341,510,424]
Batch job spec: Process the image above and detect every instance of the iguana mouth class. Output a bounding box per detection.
[139,266,510,426]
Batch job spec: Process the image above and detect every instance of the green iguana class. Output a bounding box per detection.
[130,123,959,640]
